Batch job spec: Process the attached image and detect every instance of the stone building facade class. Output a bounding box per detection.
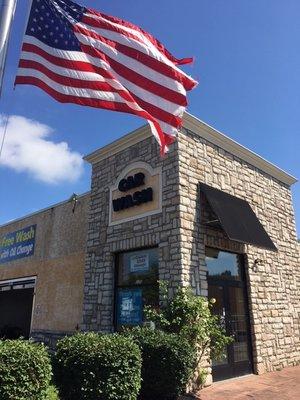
[0,112,298,384]
[82,112,299,382]
[177,121,299,376]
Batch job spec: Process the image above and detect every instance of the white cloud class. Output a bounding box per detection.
[0,115,84,184]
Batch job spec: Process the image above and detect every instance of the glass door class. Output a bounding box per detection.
[206,248,253,381]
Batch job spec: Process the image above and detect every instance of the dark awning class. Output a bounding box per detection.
[200,183,277,251]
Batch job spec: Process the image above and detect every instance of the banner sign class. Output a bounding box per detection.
[130,254,149,273]
[0,225,36,264]
[117,288,142,326]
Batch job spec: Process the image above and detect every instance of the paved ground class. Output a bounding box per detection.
[196,366,300,400]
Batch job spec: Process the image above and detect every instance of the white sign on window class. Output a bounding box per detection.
[130,254,149,273]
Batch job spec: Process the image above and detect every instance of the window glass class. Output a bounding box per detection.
[205,247,242,281]
[117,248,159,286]
[116,248,159,329]
[208,284,228,366]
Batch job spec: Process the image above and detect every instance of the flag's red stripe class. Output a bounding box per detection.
[80,44,181,128]
[82,15,149,50]
[78,21,196,91]
[15,75,171,154]
[21,43,113,79]
[131,94,181,129]
[20,45,181,128]
[19,59,133,102]
[80,40,187,106]
[22,42,187,106]
[164,133,176,145]
[19,59,166,113]
[86,9,193,66]
[14,75,154,121]
[15,75,122,108]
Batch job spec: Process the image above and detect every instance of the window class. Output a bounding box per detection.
[115,247,159,330]
[205,247,243,281]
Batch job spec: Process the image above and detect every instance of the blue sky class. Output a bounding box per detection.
[0,0,299,236]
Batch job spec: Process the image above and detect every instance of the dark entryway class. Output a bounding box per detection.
[205,248,253,381]
[0,278,35,339]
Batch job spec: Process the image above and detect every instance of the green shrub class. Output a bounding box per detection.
[53,332,141,400]
[145,284,232,365]
[0,339,52,400]
[125,327,196,400]
[45,386,59,400]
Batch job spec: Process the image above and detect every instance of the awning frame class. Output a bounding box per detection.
[200,183,277,252]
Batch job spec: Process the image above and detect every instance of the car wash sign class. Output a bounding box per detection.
[0,225,36,264]
[112,172,153,212]
[109,163,162,225]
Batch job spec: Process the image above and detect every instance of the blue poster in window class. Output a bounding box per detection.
[117,288,142,326]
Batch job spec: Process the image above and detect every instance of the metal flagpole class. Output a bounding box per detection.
[0,0,17,98]
[0,0,17,160]
[0,0,32,160]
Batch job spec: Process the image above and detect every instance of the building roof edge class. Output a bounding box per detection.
[84,124,151,164]
[183,112,297,186]
[84,113,297,187]
[0,192,91,229]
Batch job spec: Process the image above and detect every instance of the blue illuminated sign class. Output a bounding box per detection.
[0,225,36,264]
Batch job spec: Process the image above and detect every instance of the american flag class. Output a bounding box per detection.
[15,0,197,154]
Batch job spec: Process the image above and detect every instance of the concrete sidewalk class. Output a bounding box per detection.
[197,366,300,400]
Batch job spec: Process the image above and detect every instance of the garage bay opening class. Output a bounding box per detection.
[0,277,35,339]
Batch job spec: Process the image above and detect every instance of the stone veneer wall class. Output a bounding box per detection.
[177,128,300,375]
[82,127,299,380]
[82,137,186,332]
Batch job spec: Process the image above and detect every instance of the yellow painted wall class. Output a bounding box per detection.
[0,193,89,333]
[0,253,85,332]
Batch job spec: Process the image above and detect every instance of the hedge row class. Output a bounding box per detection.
[0,339,52,400]
[125,327,196,400]
[53,333,141,400]
[0,329,196,400]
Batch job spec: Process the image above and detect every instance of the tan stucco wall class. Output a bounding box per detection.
[0,193,89,334]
